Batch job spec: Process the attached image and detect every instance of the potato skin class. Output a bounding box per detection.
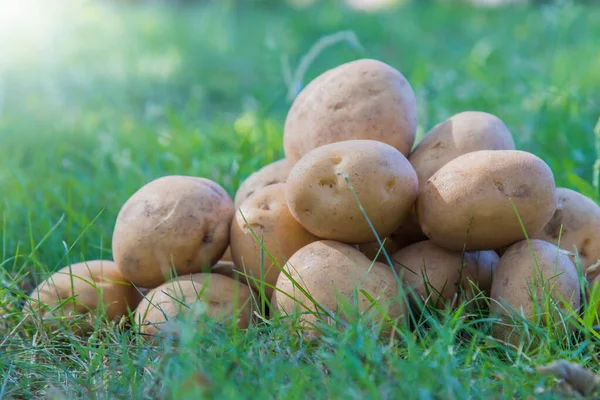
[27,260,142,328]
[272,240,405,336]
[230,183,320,298]
[409,111,515,192]
[234,159,291,208]
[112,176,234,288]
[283,59,417,164]
[490,240,580,343]
[532,188,600,277]
[134,273,253,336]
[286,140,418,244]
[416,150,556,251]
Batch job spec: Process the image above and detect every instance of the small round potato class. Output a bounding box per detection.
[27,260,142,328]
[272,240,405,336]
[230,183,320,298]
[283,59,417,164]
[409,111,515,192]
[134,273,253,336]
[359,211,427,261]
[416,150,556,251]
[112,176,234,288]
[533,188,600,277]
[234,159,291,208]
[286,140,418,244]
[490,239,580,344]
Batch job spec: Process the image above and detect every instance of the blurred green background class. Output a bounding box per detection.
[0,0,599,279]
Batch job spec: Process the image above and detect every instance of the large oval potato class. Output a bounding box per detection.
[234,159,291,208]
[27,260,142,329]
[134,273,253,336]
[490,239,580,344]
[286,140,418,244]
[230,183,320,298]
[272,240,405,336]
[532,188,600,277]
[112,176,234,288]
[409,111,515,192]
[416,150,556,251]
[283,59,417,164]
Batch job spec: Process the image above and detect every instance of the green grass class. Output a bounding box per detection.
[1,0,600,398]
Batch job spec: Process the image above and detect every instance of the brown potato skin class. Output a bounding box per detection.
[230,183,320,298]
[416,150,556,251]
[532,188,600,277]
[220,246,233,262]
[283,59,417,164]
[272,240,405,336]
[112,176,234,288]
[28,260,142,327]
[409,111,515,192]
[134,273,253,336]
[490,239,580,343]
[234,159,291,208]
[286,140,418,244]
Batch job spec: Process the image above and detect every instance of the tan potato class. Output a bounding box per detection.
[230,183,320,298]
[234,159,291,208]
[490,239,580,344]
[283,58,417,164]
[359,211,427,261]
[416,150,556,251]
[286,140,418,244]
[272,240,405,336]
[220,246,233,262]
[112,176,234,288]
[27,260,142,329]
[409,111,515,192]
[532,188,600,277]
[210,260,238,280]
[134,273,253,336]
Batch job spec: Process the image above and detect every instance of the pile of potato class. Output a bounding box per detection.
[27,58,600,343]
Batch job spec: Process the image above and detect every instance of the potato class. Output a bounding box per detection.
[27,260,142,329]
[230,183,319,298]
[220,246,233,262]
[234,159,291,208]
[391,240,493,309]
[416,150,556,251]
[210,260,238,280]
[112,176,234,288]
[490,239,580,344]
[286,140,418,244]
[272,240,405,336]
[359,211,427,261]
[283,59,417,164]
[532,188,600,277]
[134,273,253,336]
[461,250,499,298]
[409,111,515,192]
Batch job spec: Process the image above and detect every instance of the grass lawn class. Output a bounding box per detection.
[1,0,600,398]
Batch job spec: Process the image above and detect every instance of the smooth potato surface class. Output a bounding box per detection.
[230,183,320,298]
[409,111,515,192]
[416,150,556,251]
[490,239,580,343]
[28,260,141,327]
[234,159,291,208]
[134,273,253,336]
[112,176,234,288]
[533,188,600,277]
[283,59,417,164]
[272,241,405,335]
[286,140,418,244]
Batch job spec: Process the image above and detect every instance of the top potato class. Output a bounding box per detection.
[283,58,417,164]
[533,188,600,277]
[286,140,418,244]
[416,150,556,251]
[234,159,291,208]
[409,111,515,191]
[112,175,234,288]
